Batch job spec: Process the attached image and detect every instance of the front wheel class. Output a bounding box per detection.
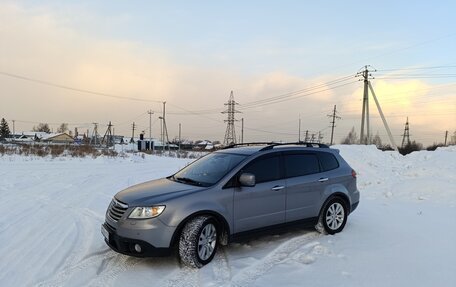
[179,216,218,268]
[315,197,348,235]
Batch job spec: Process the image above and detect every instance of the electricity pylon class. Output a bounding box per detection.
[222,91,241,145]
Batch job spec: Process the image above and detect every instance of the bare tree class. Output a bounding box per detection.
[372,132,382,147]
[33,123,51,133]
[451,131,456,145]
[399,140,423,155]
[341,127,358,144]
[57,123,68,133]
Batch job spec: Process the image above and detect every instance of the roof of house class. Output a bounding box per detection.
[42,133,73,141]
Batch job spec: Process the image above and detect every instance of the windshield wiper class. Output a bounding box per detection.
[173,176,203,186]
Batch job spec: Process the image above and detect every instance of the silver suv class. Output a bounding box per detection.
[102,143,360,267]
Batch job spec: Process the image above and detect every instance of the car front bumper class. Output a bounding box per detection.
[102,222,172,257]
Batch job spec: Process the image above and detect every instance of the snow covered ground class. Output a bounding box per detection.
[0,146,455,287]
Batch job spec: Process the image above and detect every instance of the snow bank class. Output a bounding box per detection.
[0,145,455,287]
[335,145,456,204]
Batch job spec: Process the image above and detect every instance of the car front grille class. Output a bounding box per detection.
[108,198,128,221]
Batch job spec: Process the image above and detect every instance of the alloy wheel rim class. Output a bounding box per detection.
[325,202,345,230]
[198,223,217,261]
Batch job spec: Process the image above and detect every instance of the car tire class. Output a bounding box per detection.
[179,215,218,268]
[316,197,348,235]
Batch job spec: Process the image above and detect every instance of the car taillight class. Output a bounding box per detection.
[351,169,357,178]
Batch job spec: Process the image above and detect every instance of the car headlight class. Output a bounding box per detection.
[128,206,165,219]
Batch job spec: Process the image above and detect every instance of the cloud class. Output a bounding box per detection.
[0,2,340,140]
[0,2,453,144]
[342,78,455,143]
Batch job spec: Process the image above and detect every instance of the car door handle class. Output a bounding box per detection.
[271,185,285,191]
[318,178,329,182]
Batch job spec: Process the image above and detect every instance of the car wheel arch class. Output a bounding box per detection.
[170,210,230,248]
[320,192,350,215]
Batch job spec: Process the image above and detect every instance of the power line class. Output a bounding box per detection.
[239,77,357,109]
[376,75,456,79]
[0,71,163,103]
[166,75,357,115]
[376,65,456,72]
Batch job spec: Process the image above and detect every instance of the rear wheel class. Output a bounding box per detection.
[179,216,218,268]
[316,197,348,235]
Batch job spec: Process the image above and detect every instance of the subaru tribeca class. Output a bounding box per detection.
[102,143,360,267]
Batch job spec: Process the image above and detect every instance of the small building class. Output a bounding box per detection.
[42,133,74,144]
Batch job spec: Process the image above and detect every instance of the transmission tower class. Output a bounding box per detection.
[401,117,411,148]
[222,91,241,145]
[327,105,341,145]
[101,121,114,148]
[310,133,316,143]
[89,123,99,145]
[130,122,136,143]
[356,66,398,151]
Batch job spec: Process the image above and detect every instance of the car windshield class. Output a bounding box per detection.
[171,152,246,187]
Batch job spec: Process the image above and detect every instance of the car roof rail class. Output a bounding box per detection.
[222,142,276,149]
[223,142,329,150]
[259,142,329,151]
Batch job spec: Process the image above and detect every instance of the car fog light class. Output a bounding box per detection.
[134,244,142,253]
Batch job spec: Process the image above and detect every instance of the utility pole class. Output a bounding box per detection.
[444,130,448,146]
[298,115,301,142]
[148,110,154,151]
[161,102,170,151]
[101,121,114,148]
[90,123,99,145]
[356,66,398,151]
[327,105,341,145]
[12,120,15,140]
[359,66,371,144]
[241,118,244,144]
[318,131,323,143]
[401,117,411,148]
[222,91,241,145]
[178,123,181,151]
[304,130,309,142]
[130,122,136,143]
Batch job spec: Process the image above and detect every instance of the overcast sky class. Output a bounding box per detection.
[1,0,455,145]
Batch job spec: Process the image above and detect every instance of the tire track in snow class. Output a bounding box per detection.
[160,246,232,287]
[36,250,118,287]
[87,254,142,287]
[210,246,232,286]
[35,209,110,286]
[231,231,321,287]
[161,265,200,287]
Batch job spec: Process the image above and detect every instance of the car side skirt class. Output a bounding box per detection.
[230,217,318,243]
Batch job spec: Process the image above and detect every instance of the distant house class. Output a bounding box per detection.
[195,140,214,150]
[42,133,74,144]
[7,132,44,142]
[21,132,49,141]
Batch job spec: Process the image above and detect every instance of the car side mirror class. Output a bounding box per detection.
[239,173,255,187]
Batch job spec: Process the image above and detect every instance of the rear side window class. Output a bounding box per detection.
[284,154,320,178]
[318,152,340,171]
[242,155,281,183]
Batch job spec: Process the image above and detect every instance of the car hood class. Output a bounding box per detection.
[115,178,203,206]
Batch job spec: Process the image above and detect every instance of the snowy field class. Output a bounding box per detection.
[0,145,455,287]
